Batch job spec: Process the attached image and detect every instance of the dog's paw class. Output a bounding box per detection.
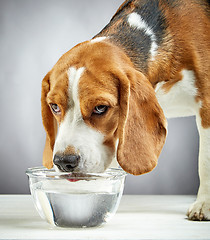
[187,199,210,221]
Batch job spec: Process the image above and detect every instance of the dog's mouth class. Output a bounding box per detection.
[53,163,108,182]
[60,172,101,182]
[66,173,86,182]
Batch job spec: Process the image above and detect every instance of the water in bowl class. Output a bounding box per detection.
[33,189,121,228]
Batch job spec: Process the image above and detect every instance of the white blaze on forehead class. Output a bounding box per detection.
[128,12,158,61]
[67,66,85,120]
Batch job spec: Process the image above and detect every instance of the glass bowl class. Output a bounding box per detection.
[26,167,126,228]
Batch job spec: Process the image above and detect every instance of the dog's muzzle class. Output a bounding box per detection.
[53,154,80,172]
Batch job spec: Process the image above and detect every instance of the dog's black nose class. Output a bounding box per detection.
[53,154,80,172]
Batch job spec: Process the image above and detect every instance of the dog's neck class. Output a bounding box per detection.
[94,0,191,88]
[95,1,168,82]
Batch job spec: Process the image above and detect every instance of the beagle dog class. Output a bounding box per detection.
[41,0,210,221]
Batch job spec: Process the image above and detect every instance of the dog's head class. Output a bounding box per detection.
[41,39,167,175]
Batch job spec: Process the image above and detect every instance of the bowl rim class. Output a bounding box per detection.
[26,166,127,180]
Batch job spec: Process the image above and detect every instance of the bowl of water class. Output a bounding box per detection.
[26,167,126,228]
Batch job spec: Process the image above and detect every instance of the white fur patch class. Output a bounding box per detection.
[155,70,200,118]
[68,67,85,122]
[91,37,107,43]
[196,114,210,199]
[128,12,158,60]
[53,66,114,173]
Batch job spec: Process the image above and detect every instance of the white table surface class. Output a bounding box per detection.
[0,195,209,240]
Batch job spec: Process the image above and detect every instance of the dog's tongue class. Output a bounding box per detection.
[65,173,90,182]
[65,173,83,182]
[67,179,79,182]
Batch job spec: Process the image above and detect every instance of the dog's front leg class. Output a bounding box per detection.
[187,114,210,220]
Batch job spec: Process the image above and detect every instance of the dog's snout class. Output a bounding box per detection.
[53,154,80,172]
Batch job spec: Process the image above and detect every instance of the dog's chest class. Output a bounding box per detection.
[155,70,200,118]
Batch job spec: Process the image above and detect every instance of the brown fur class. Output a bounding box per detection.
[117,69,167,175]
[62,146,77,155]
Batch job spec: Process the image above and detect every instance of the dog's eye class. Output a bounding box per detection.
[93,105,108,115]
[50,103,61,115]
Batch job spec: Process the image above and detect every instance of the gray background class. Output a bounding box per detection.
[0,0,199,195]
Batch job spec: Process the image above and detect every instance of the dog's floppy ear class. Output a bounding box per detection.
[41,72,57,169]
[117,69,167,175]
